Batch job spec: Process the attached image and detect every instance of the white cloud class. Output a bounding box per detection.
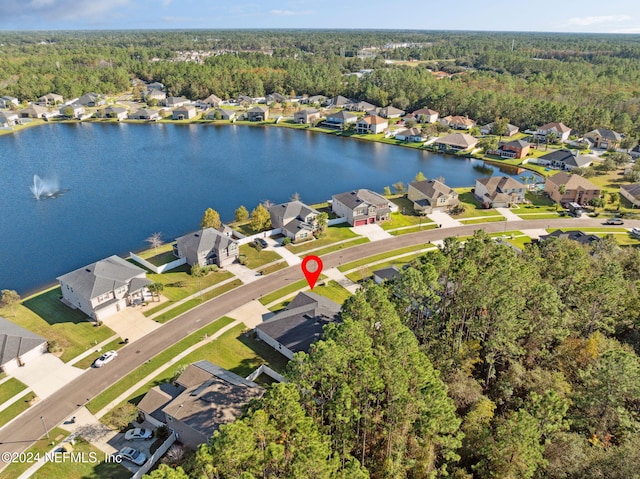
[1,0,129,23]
[269,9,313,16]
[567,14,631,26]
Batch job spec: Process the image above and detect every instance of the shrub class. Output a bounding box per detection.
[47,340,58,353]
[282,237,292,245]
[238,254,248,265]
[103,403,138,431]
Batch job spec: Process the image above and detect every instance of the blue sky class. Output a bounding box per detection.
[2,0,640,33]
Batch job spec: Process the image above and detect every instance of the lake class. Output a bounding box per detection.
[0,123,538,294]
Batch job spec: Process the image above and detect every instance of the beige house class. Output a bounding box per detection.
[294,108,322,124]
[408,179,459,214]
[128,108,160,120]
[435,132,478,151]
[172,105,197,120]
[206,108,236,121]
[410,108,439,123]
[536,122,571,143]
[57,255,151,321]
[196,94,223,109]
[544,171,601,205]
[36,93,63,106]
[439,115,476,130]
[356,115,388,134]
[19,105,53,119]
[620,183,640,207]
[247,105,269,121]
[475,176,526,207]
[584,128,622,149]
[332,189,392,226]
[174,228,238,268]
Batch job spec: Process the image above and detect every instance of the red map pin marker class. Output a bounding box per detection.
[301,255,323,290]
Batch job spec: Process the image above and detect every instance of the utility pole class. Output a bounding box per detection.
[40,416,50,439]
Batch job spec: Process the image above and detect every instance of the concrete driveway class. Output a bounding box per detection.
[351,223,392,241]
[227,300,272,328]
[10,353,84,399]
[101,308,161,342]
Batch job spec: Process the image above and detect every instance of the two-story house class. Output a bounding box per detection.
[544,171,601,205]
[332,189,392,226]
[294,108,322,124]
[324,110,358,129]
[174,228,239,268]
[584,128,623,149]
[356,115,388,134]
[439,115,476,130]
[535,122,572,143]
[172,105,197,120]
[247,105,269,121]
[475,176,527,208]
[408,179,459,214]
[410,108,439,123]
[488,139,531,159]
[268,201,319,242]
[57,255,151,321]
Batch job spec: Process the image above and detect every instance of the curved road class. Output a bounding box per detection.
[0,218,637,463]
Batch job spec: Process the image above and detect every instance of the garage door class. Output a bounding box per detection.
[354,219,367,226]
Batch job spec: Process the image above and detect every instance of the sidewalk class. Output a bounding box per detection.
[322,268,360,294]
[351,224,392,241]
[271,244,302,266]
[496,207,523,221]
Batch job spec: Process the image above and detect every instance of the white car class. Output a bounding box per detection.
[124,428,153,441]
[118,447,147,466]
[93,350,118,368]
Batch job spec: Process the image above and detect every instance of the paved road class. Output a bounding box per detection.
[1,218,637,465]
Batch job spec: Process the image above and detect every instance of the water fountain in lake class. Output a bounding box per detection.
[30,175,62,200]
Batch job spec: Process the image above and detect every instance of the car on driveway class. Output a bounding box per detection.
[604,218,624,225]
[118,447,147,466]
[93,350,118,368]
[254,238,268,249]
[124,428,153,441]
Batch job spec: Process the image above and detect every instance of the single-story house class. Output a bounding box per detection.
[0,111,19,127]
[347,100,377,112]
[408,179,459,214]
[147,81,165,91]
[76,93,106,107]
[18,105,54,119]
[410,108,439,123]
[537,149,594,171]
[324,110,358,129]
[59,103,85,118]
[535,122,572,143]
[584,128,623,149]
[439,115,476,130]
[266,92,287,104]
[488,139,531,159]
[196,94,223,109]
[255,292,341,359]
[323,95,352,108]
[373,266,401,284]
[480,122,519,136]
[174,228,239,267]
[356,115,388,134]
[36,93,63,106]
[539,230,600,247]
[172,105,197,120]
[294,108,322,124]
[138,360,263,449]
[247,105,269,121]
[620,183,640,207]
[475,176,527,207]
[128,108,160,120]
[57,255,151,321]
[268,201,319,242]
[0,96,19,109]
[144,89,167,103]
[394,127,426,142]
[100,106,128,120]
[164,97,190,108]
[0,316,47,374]
[544,171,601,205]
[378,106,405,118]
[434,132,478,151]
[206,108,236,121]
[305,95,327,105]
[332,189,392,226]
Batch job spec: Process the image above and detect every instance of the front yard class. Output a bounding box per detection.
[453,190,501,218]
[286,224,360,254]
[239,243,282,269]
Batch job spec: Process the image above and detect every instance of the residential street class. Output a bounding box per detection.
[0,217,637,465]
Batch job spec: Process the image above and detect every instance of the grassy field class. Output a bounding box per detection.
[257,261,288,275]
[345,253,425,282]
[0,378,29,405]
[142,267,234,316]
[4,288,115,363]
[505,236,533,250]
[338,244,432,272]
[389,224,439,235]
[31,436,130,479]
[73,337,124,369]
[135,243,176,266]
[126,323,289,405]
[381,212,434,230]
[287,224,359,254]
[453,190,501,218]
[459,217,506,224]
[87,316,236,414]
[303,237,369,257]
[310,280,353,304]
[0,392,36,429]
[259,279,310,306]
[239,243,282,269]
[0,427,68,479]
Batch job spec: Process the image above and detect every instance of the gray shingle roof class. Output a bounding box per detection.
[540,229,600,246]
[477,176,525,193]
[0,316,46,368]
[57,255,147,302]
[621,183,640,199]
[176,228,237,259]
[373,266,401,281]
[409,179,454,199]
[333,189,389,210]
[268,201,318,229]
[256,292,341,354]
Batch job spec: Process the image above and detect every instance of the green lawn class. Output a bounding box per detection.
[310,281,353,304]
[303,237,369,257]
[259,279,310,306]
[31,436,130,479]
[389,224,439,235]
[287,225,359,254]
[126,324,289,406]
[0,392,36,429]
[0,427,68,479]
[142,267,234,316]
[258,261,288,275]
[381,212,434,230]
[153,279,242,323]
[239,243,282,269]
[0,378,29,405]
[73,337,124,370]
[515,212,566,219]
[505,236,533,250]
[545,227,629,233]
[6,288,115,363]
[87,316,236,414]
[453,190,501,218]
[345,253,424,282]
[459,217,506,224]
[338,244,433,272]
